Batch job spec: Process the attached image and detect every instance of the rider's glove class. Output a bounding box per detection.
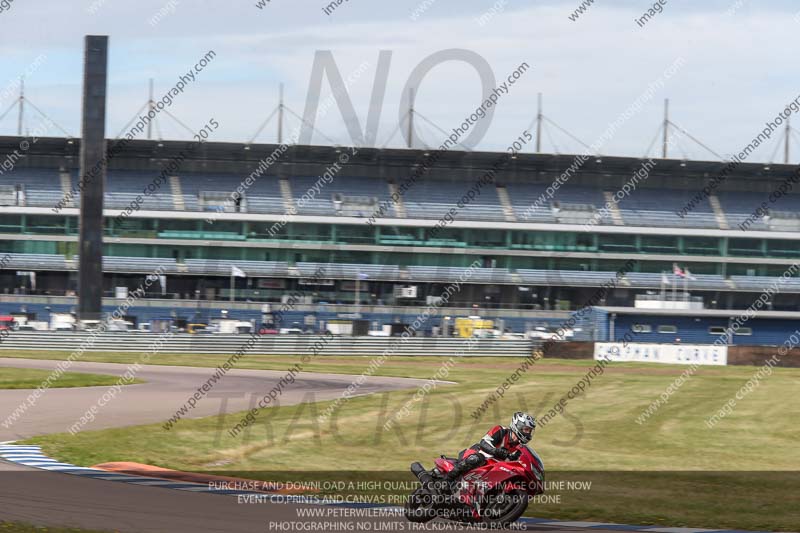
[494,448,509,460]
[508,450,521,461]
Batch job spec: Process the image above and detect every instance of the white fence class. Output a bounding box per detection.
[0,332,534,357]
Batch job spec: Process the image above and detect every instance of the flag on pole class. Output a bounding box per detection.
[231,265,247,278]
[673,263,686,278]
[684,268,697,281]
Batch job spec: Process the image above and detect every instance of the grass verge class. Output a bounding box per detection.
[0,367,141,389]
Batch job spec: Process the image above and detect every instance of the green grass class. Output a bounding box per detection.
[0,367,142,389]
[0,349,454,377]
[9,350,800,530]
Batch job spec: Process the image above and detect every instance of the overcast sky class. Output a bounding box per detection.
[1,0,798,163]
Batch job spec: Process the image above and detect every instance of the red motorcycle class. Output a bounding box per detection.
[405,445,545,526]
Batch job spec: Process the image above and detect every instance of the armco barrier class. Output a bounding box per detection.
[0,332,533,357]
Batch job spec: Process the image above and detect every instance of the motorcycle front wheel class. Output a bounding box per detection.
[481,488,528,526]
[403,487,438,523]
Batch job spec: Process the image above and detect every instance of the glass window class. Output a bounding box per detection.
[641,235,678,254]
[0,215,23,233]
[466,229,505,248]
[684,236,719,255]
[728,238,763,257]
[333,224,371,244]
[25,215,67,235]
[597,234,636,252]
[766,240,800,258]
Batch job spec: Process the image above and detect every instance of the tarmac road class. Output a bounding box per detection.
[0,357,432,441]
[0,459,627,533]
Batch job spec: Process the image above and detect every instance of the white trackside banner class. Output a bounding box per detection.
[594,343,728,366]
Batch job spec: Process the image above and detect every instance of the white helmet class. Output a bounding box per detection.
[510,411,536,444]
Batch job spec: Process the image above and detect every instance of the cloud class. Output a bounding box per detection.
[0,0,797,162]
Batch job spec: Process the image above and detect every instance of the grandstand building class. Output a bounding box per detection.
[1,135,799,337]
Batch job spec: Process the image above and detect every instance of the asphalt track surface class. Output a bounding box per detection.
[0,358,651,533]
[0,358,435,441]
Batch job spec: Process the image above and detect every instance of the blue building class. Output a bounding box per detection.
[591,306,800,346]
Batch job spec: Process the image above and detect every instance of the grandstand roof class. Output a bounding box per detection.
[1,135,796,189]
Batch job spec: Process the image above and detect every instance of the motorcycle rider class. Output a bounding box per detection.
[443,411,536,488]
